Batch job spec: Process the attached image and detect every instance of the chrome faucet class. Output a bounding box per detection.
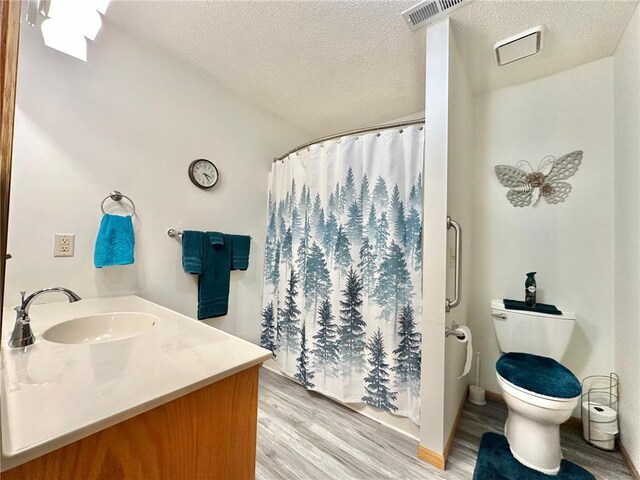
[9,287,81,348]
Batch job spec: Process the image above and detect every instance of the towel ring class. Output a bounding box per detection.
[100,191,136,216]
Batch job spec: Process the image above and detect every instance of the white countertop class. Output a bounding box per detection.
[1,295,271,471]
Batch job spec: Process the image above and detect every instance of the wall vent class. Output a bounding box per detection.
[402,0,470,31]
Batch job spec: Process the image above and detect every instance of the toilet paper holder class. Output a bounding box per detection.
[445,321,466,339]
[581,373,619,451]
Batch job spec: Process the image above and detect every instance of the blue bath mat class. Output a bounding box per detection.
[473,433,595,480]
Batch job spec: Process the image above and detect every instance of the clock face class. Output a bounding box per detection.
[188,159,219,189]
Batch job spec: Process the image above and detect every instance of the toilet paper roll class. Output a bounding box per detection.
[584,427,615,442]
[582,402,618,435]
[583,417,616,451]
[453,325,473,379]
[589,438,615,451]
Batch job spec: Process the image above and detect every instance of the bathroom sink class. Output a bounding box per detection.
[43,312,160,345]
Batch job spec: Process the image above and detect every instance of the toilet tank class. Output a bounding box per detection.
[491,299,576,361]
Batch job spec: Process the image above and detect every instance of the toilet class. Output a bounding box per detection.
[491,299,581,475]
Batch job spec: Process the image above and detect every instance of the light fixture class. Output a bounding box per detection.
[41,18,87,61]
[25,0,109,61]
[47,0,102,40]
[494,26,544,67]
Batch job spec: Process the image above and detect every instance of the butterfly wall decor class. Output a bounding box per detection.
[494,151,583,208]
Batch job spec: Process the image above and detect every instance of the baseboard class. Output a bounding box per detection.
[484,389,503,404]
[417,389,467,470]
[620,442,640,480]
[444,391,468,462]
[564,415,583,430]
[485,389,582,430]
[417,445,446,470]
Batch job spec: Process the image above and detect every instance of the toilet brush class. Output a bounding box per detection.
[469,352,487,405]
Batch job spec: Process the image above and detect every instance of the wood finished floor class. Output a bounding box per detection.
[256,368,632,480]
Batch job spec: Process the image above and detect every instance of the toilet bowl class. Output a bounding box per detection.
[491,300,580,475]
[496,353,580,474]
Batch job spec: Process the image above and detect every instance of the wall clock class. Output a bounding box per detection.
[188,159,219,189]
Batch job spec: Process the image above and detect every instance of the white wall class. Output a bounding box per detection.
[613,4,640,472]
[469,58,616,404]
[419,20,474,457]
[443,27,474,449]
[5,19,309,344]
[420,19,450,454]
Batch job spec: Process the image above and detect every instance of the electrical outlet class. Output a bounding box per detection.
[54,234,75,257]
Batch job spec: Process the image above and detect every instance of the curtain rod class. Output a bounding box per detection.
[273,117,425,163]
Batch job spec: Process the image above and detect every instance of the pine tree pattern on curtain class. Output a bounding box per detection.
[262,126,424,423]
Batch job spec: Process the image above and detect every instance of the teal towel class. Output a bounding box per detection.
[94,214,134,268]
[182,231,232,320]
[229,234,251,271]
[503,299,562,315]
[182,230,203,274]
[209,232,225,247]
[198,232,231,319]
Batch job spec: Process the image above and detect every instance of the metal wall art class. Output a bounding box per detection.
[494,150,583,208]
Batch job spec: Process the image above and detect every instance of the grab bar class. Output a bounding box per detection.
[446,216,462,312]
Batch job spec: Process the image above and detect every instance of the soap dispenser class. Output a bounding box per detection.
[525,272,537,307]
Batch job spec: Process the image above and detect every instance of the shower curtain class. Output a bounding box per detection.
[261,126,424,423]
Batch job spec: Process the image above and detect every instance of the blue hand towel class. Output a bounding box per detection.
[182,230,204,274]
[182,231,232,320]
[197,233,231,319]
[229,234,251,271]
[198,232,232,320]
[94,214,134,268]
[208,232,225,247]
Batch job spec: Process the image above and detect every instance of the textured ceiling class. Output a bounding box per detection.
[450,0,638,94]
[106,0,425,137]
[106,1,638,137]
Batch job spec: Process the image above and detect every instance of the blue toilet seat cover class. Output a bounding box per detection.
[496,352,581,399]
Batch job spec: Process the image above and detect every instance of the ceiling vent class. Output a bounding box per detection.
[402,0,470,31]
[494,26,544,66]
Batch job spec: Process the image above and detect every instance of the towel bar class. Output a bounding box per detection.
[167,229,252,240]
